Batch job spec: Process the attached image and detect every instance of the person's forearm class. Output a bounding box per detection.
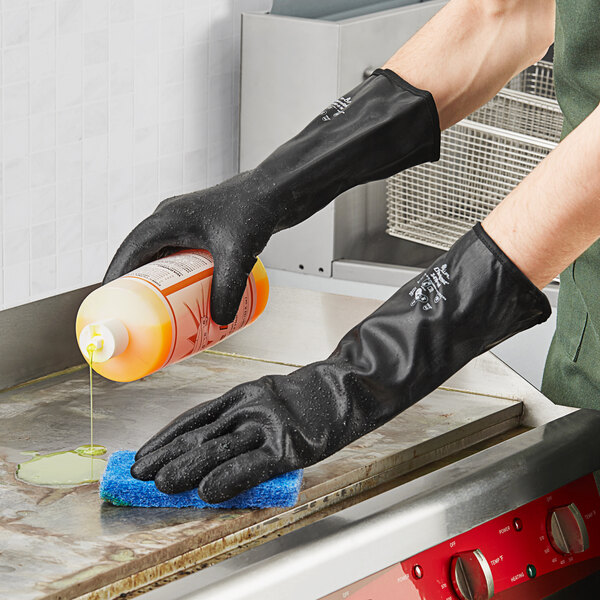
[483,103,600,290]
[385,0,555,129]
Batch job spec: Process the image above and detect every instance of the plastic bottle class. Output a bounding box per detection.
[76,250,269,382]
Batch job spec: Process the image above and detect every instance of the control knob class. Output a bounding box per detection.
[450,549,494,600]
[547,503,589,555]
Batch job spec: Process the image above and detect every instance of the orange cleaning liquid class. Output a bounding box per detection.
[76,250,268,382]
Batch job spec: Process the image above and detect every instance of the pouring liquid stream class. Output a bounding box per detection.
[76,345,106,457]
[15,345,107,486]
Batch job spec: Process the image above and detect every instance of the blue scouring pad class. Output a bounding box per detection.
[99,451,303,509]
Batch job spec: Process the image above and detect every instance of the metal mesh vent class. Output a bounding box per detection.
[386,61,561,250]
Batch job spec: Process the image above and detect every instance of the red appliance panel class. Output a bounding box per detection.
[321,473,600,599]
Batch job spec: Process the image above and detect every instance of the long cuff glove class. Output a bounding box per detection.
[104,69,440,324]
[130,224,551,503]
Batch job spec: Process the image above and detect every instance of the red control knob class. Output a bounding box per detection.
[547,503,589,555]
[450,549,494,600]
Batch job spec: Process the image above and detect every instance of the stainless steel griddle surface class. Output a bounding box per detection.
[0,287,555,600]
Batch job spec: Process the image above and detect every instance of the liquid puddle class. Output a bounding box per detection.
[16,450,107,486]
[77,444,107,456]
[15,344,108,487]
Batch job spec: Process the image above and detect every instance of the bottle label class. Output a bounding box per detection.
[124,250,257,367]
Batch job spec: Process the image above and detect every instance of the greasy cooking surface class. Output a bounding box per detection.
[0,352,525,600]
[0,288,532,600]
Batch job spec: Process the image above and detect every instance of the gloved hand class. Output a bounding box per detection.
[104,69,440,324]
[131,224,550,503]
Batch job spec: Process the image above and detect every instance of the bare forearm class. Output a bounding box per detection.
[483,103,600,289]
[384,0,555,129]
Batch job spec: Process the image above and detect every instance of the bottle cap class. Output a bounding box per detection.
[78,318,129,363]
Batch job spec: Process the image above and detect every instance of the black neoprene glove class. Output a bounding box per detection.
[103,69,440,324]
[131,224,551,503]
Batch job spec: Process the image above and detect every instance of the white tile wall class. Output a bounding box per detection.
[0,0,273,309]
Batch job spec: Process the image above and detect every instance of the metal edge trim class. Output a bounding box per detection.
[0,284,99,392]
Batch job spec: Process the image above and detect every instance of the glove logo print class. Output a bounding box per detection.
[321,96,352,122]
[409,265,450,311]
